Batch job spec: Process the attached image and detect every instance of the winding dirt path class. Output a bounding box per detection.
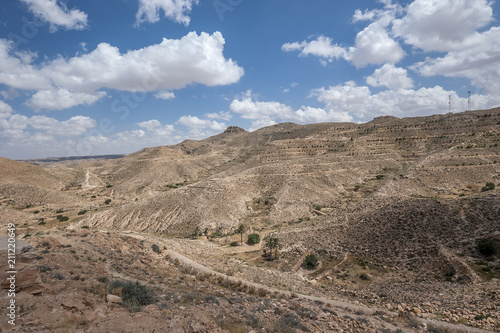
[163,248,494,333]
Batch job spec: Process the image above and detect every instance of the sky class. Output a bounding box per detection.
[0,0,500,159]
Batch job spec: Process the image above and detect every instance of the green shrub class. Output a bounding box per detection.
[477,239,498,256]
[481,182,495,192]
[104,199,112,205]
[303,253,319,270]
[247,233,260,245]
[78,210,88,215]
[56,215,69,222]
[33,210,40,214]
[314,205,322,211]
[108,280,156,312]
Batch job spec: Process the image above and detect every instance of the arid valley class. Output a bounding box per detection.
[1,107,500,332]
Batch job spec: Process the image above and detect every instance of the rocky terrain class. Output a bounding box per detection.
[1,107,499,332]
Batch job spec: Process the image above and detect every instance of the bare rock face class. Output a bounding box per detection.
[224,126,246,134]
[0,237,42,294]
[106,294,123,304]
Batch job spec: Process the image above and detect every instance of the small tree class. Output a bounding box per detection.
[236,224,247,246]
[303,253,319,269]
[264,235,279,259]
[247,233,260,245]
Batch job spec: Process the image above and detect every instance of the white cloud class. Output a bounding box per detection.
[0,100,13,118]
[26,88,107,111]
[29,115,97,136]
[0,114,96,136]
[136,0,199,26]
[0,39,50,90]
[177,115,226,131]
[282,36,346,61]
[205,111,232,121]
[412,27,500,95]
[138,119,162,131]
[312,81,500,121]
[393,0,493,52]
[229,92,353,131]
[283,2,404,67]
[347,21,405,67]
[0,32,243,111]
[366,64,413,90]
[154,90,175,100]
[20,0,88,31]
[45,32,243,92]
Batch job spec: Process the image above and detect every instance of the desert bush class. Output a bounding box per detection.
[477,239,498,256]
[52,273,65,280]
[108,280,155,312]
[205,295,220,305]
[314,205,322,211]
[481,182,495,192]
[230,241,239,247]
[56,215,69,222]
[78,210,87,215]
[247,233,260,244]
[275,312,302,333]
[151,244,161,254]
[40,265,52,272]
[303,253,319,269]
[104,199,111,205]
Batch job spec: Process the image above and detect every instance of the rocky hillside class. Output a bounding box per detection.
[77,107,500,234]
[1,107,500,332]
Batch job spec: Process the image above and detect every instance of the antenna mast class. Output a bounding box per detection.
[468,91,471,111]
[448,95,451,113]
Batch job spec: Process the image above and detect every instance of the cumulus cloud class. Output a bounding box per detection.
[392,0,493,52]
[136,0,199,26]
[0,114,96,136]
[26,88,107,111]
[20,0,88,31]
[205,111,232,121]
[0,100,13,118]
[283,1,404,67]
[0,32,243,111]
[412,27,500,95]
[154,90,175,100]
[229,92,352,131]
[347,21,405,67]
[0,40,50,90]
[282,36,346,62]
[177,115,226,131]
[138,119,162,131]
[312,81,500,121]
[366,64,413,90]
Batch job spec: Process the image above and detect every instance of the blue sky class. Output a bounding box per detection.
[1,0,500,159]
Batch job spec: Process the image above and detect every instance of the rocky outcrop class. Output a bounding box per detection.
[0,236,43,294]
